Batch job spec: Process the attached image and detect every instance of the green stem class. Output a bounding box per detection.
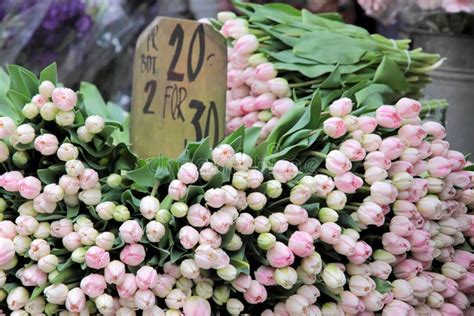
[289,79,321,88]
[151,181,160,197]
[420,99,449,115]
[258,36,271,42]
[359,185,371,193]
[308,151,327,159]
[317,168,335,177]
[268,197,291,209]
[344,205,359,211]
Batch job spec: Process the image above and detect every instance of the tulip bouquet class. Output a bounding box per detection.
[0,62,473,316]
[211,2,445,137]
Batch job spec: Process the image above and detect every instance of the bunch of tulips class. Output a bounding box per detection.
[0,68,473,315]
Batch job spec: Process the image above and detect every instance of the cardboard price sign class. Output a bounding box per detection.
[131,17,227,158]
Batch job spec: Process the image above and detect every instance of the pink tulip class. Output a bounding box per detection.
[119,220,144,244]
[227,116,243,132]
[240,96,256,114]
[446,150,466,171]
[430,139,449,157]
[52,87,77,111]
[389,161,414,177]
[382,299,412,315]
[393,259,423,279]
[272,98,294,117]
[333,234,356,256]
[227,69,244,89]
[199,228,222,248]
[85,246,110,269]
[340,139,366,161]
[329,98,353,117]
[288,231,314,257]
[244,280,267,304]
[168,179,187,200]
[389,216,415,237]
[422,121,446,139]
[177,162,199,184]
[0,220,17,239]
[19,264,47,286]
[266,242,295,268]
[179,226,200,249]
[348,241,373,264]
[255,63,277,81]
[323,117,346,138]
[183,296,212,316]
[268,78,290,98]
[255,92,276,110]
[251,80,269,95]
[395,98,421,119]
[0,238,15,266]
[117,273,138,298]
[357,116,377,134]
[0,171,24,192]
[326,150,352,175]
[136,266,159,290]
[379,137,406,160]
[34,134,59,155]
[204,188,226,209]
[428,156,451,178]
[370,181,398,205]
[221,19,248,39]
[104,260,126,285]
[65,287,86,313]
[272,160,298,183]
[284,204,308,226]
[80,274,107,298]
[120,243,146,266]
[364,151,391,170]
[376,105,402,129]
[298,218,321,240]
[255,265,276,286]
[18,176,42,199]
[382,232,411,255]
[340,291,365,314]
[232,273,252,292]
[319,222,341,245]
[398,124,426,147]
[134,289,156,310]
[334,172,363,193]
[357,202,384,226]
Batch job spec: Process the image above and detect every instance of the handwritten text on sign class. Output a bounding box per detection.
[131,17,227,158]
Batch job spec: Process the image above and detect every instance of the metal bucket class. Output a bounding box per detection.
[411,32,474,154]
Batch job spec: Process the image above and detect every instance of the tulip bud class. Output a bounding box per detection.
[326,190,347,210]
[55,110,75,126]
[96,202,115,220]
[226,298,244,315]
[170,202,188,218]
[85,115,105,134]
[217,264,238,281]
[106,173,122,187]
[441,262,467,280]
[7,287,29,311]
[71,247,87,263]
[322,264,346,288]
[213,285,230,305]
[40,102,58,121]
[113,205,130,222]
[318,207,339,223]
[258,233,276,250]
[156,209,172,224]
[274,266,298,289]
[22,103,39,119]
[200,162,219,181]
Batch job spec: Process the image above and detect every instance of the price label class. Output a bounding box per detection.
[131,17,227,158]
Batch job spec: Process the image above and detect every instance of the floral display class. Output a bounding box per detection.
[210,2,443,137]
[0,59,472,315]
[358,0,474,34]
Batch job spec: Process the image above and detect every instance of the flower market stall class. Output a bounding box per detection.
[0,2,472,316]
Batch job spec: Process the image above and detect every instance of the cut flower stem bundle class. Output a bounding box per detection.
[213,2,443,139]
